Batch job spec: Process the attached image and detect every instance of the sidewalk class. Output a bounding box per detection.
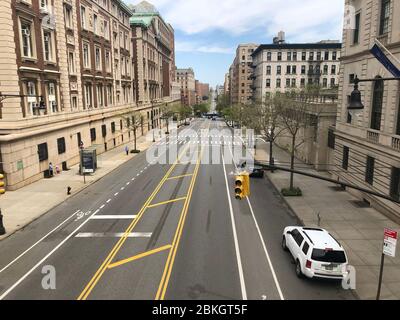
[253,141,400,300]
[0,133,158,241]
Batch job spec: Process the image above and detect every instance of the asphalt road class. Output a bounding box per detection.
[0,118,356,300]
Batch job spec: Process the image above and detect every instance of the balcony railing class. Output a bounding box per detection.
[367,130,380,144]
[392,137,400,151]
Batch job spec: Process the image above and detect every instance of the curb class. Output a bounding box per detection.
[0,139,154,242]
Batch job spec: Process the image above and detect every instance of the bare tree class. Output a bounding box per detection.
[122,111,143,153]
[278,91,318,191]
[243,93,287,167]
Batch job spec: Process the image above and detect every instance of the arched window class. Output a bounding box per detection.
[370,77,384,130]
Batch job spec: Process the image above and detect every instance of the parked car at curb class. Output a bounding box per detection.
[282,226,349,280]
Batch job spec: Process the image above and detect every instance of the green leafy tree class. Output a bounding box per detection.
[122,111,143,153]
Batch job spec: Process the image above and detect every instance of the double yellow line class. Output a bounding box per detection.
[155,146,203,300]
[78,145,190,300]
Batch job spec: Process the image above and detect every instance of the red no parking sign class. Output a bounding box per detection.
[383,228,398,258]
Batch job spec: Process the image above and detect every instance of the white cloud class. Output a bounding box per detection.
[175,41,234,54]
[128,0,344,40]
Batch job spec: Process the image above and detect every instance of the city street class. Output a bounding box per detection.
[0,118,356,300]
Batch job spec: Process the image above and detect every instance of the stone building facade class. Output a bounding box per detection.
[332,0,400,222]
[0,0,177,190]
[251,40,341,102]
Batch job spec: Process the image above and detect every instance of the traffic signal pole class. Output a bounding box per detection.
[258,164,400,204]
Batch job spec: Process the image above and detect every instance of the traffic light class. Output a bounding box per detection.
[234,172,250,200]
[0,173,5,194]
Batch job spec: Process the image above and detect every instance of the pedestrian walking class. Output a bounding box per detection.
[55,164,60,174]
[125,145,129,155]
[49,162,54,177]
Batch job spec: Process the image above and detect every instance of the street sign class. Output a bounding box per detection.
[383,228,398,258]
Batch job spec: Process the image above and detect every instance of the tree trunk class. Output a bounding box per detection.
[269,132,274,167]
[290,134,296,190]
[134,128,137,151]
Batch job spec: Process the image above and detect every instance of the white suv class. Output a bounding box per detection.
[282,226,349,280]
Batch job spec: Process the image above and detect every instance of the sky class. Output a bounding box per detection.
[126,0,346,88]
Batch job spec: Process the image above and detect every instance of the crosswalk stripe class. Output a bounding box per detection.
[90,215,137,220]
[75,232,152,238]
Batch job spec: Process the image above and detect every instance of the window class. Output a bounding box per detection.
[331,65,336,74]
[323,65,328,74]
[301,65,306,75]
[43,30,54,62]
[390,167,400,200]
[342,146,349,170]
[396,99,400,135]
[293,52,297,61]
[292,66,297,74]
[286,79,290,88]
[84,83,92,108]
[287,52,292,61]
[328,129,335,149]
[266,79,271,88]
[102,124,107,137]
[71,95,77,109]
[68,51,75,74]
[95,46,102,71]
[25,81,38,115]
[286,65,291,74]
[371,77,384,130]
[64,5,73,29]
[324,51,329,60]
[302,52,306,61]
[277,52,282,61]
[300,78,305,87]
[330,78,336,87]
[323,78,328,88]
[97,84,103,107]
[38,143,48,161]
[353,13,361,44]
[77,132,82,148]
[57,137,66,154]
[309,52,314,61]
[317,52,321,61]
[80,6,86,29]
[291,79,296,87]
[277,65,281,75]
[104,20,109,40]
[20,19,34,58]
[82,42,90,68]
[294,231,304,247]
[311,249,346,263]
[276,78,281,88]
[40,0,49,11]
[105,50,111,73]
[267,52,271,61]
[302,242,310,255]
[266,66,271,75]
[111,122,116,133]
[48,82,57,113]
[90,128,96,142]
[379,0,390,35]
[365,156,375,185]
[93,14,98,34]
[332,51,337,60]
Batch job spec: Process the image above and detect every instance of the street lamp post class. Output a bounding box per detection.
[151,101,155,143]
[349,76,400,115]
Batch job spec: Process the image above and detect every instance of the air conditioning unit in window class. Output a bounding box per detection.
[40,5,49,14]
[22,28,30,36]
